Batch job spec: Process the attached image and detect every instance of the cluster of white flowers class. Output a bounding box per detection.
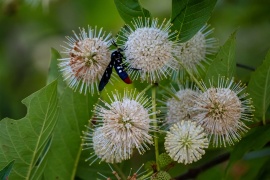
[58,18,253,169]
[59,18,216,93]
[82,90,155,164]
[163,77,253,163]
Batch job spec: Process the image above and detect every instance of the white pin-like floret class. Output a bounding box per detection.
[82,90,156,164]
[192,77,254,147]
[174,24,218,78]
[119,17,179,83]
[96,90,155,154]
[59,26,112,94]
[164,121,209,165]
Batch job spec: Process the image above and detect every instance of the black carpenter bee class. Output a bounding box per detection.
[98,42,132,91]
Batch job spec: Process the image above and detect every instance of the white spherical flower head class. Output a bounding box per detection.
[92,127,134,164]
[174,25,218,78]
[193,77,254,147]
[120,18,178,82]
[166,89,199,125]
[94,90,155,162]
[164,121,209,165]
[59,26,112,94]
[82,127,134,164]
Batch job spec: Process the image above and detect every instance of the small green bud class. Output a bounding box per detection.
[151,171,171,180]
[158,153,173,168]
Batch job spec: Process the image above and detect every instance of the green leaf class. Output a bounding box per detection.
[0,81,59,179]
[43,85,99,179]
[241,155,270,180]
[226,125,270,173]
[0,160,15,180]
[204,31,236,82]
[114,0,151,24]
[47,48,61,85]
[247,50,270,122]
[254,157,270,180]
[47,48,67,95]
[76,154,110,180]
[171,0,217,42]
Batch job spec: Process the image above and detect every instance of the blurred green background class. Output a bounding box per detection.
[0,0,269,120]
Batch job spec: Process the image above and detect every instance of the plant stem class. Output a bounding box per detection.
[152,84,160,171]
[263,114,266,125]
[140,84,153,94]
[138,171,153,180]
[158,84,180,101]
[174,56,205,91]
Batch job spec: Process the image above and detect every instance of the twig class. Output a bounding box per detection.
[236,63,255,71]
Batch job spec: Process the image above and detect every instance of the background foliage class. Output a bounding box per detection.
[0,0,270,179]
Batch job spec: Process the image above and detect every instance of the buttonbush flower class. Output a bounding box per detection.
[174,25,218,78]
[82,90,156,164]
[59,26,112,94]
[119,17,179,83]
[161,83,199,126]
[164,121,209,164]
[192,77,254,147]
[83,126,134,164]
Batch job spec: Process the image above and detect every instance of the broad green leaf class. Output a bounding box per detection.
[0,160,15,180]
[44,47,102,179]
[47,48,67,95]
[114,0,151,24]
[247,50,270,121]
[171,0,217,42]
[43,85,99,179]
[47,48,61,84]
[0,81,58,179]
[226,125,270,173]
[204,32,236,82]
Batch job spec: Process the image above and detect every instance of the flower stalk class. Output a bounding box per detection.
[140,84,154,95]
[175,56,205,91]
[152,84,160,171]
[158,84,181,101]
